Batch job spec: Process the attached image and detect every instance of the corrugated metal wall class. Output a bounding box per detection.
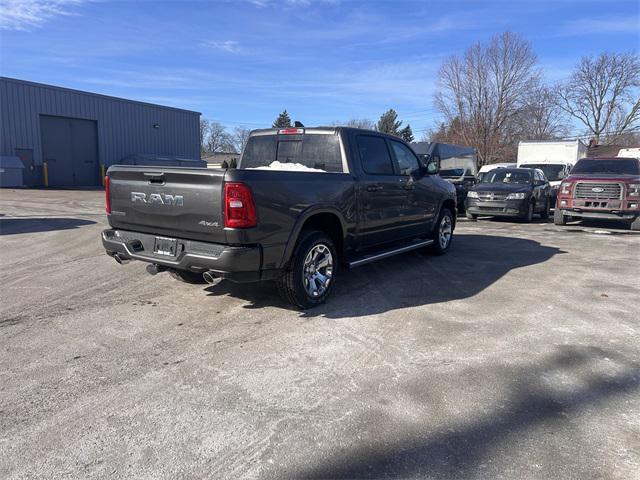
[0,77,200,180]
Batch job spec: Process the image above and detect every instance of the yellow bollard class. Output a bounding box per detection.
[43,162,49,187]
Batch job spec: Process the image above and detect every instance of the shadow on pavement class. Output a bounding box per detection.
[282,345,639,479]
[0,217,96,235]
[570,217,635,231]
[204,234,565,316]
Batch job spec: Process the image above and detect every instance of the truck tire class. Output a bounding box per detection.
[554,208,568,226]
[277,230,337,309]
[430,208,454,255]
[466,211,478,220]
[169,269,208,284]
[541,199,550,219]
[631,217,640,231]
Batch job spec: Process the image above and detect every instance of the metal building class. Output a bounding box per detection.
[0,77,201,187]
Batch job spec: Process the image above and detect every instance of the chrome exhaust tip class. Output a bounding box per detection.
[202,271,218,285]
[113,253,130,265]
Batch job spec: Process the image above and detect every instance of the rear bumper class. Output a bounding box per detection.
[102,229,274,282]
[465,198,527,217]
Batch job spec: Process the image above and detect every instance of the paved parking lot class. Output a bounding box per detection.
[1,188,639,480]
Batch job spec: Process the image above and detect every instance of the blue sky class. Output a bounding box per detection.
[1,0,638,137]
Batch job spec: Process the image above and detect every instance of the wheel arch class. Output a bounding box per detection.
[280,207,346,268]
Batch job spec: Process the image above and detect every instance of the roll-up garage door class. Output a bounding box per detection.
[40,115,99,186]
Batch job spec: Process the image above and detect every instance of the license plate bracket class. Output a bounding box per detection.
[153,236,178,256]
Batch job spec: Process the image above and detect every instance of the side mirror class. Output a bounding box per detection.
[426,160,439,175]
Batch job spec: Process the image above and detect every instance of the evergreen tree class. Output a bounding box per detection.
[376,109,403,135]
[400,124,414,143]
[272,109,292,128]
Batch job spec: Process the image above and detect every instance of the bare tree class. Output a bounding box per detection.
[200,118,210,154]
[612,129,640,147]
[232,126,252,154]
[513,86,569,141]
[557,52,640,144]
[331,118,375,130]
[429,118,466,145]
[205,122,233,153]
[434,31,539,165]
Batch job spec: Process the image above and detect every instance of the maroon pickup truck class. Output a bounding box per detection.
[554,156,640,230]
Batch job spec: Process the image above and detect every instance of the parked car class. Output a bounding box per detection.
[477,162,516,182]
[554,156,640,230]
[465,167,551,222]
[102,127,457,309]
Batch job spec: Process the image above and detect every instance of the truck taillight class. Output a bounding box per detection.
[224,182,256,228]
[105,175,111,214]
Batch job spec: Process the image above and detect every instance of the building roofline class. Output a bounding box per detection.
[0,76,201,115]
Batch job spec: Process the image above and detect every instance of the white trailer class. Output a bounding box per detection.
[517,140,587,186]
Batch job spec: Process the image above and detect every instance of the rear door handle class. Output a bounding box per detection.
[366,185,382,192]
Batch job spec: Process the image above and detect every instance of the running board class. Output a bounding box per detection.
[347,239,434,268]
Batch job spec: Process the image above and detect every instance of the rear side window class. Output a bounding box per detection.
[357,135,393,175]
[240,134,343,172]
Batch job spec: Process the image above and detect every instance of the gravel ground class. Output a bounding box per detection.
[1,188,639,480]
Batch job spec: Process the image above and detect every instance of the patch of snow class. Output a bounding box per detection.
[246,161,325,172]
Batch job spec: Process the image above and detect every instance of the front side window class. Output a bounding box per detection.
[390,141,420,175]
[357,135,394,175]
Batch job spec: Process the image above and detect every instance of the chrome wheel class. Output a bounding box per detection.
[439,215,452,249]
[303,244,333,298]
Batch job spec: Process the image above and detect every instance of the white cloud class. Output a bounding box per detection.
[201,40,241,54]
[249,0,337,7]
[562,17,639,36]
[0,0,86,31]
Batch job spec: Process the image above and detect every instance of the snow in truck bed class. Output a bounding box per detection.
[245,161,326,172]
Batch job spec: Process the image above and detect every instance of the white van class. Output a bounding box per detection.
[618,148,640,159]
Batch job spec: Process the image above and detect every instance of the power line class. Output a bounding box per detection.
[557,125,640,141]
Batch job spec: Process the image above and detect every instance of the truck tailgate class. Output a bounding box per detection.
[107,166,226,243]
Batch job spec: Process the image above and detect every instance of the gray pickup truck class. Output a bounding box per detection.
[102,127,457,308]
